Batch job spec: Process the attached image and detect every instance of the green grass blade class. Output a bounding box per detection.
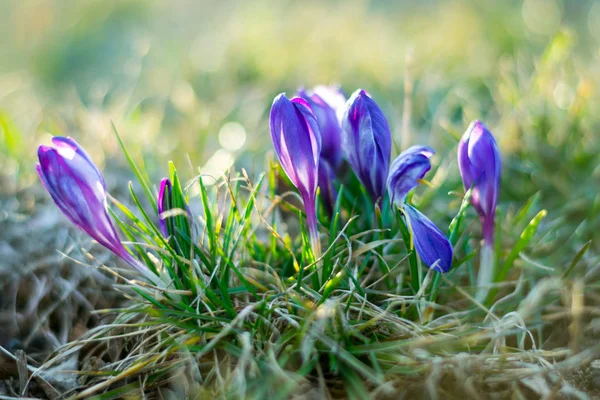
[496,209,547,282]
[112,122,157,211]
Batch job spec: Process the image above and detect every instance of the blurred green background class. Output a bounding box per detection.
[1,0,599,262]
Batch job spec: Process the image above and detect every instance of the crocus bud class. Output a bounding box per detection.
[297,86,346,168]
[157,171,193,259]
[387,145,434,207]
[341,89,392,204]
[157,178,172,238]
[457,120,501,245]
[37,137,153,278]
[270,93,322,255]
[403,205,453,273]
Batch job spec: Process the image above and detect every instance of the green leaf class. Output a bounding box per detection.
[513,191,540,227]
[397,208,420,294]
[448,188,472,246]
[127,182,185,290]
[323,195,342,282]
[562,240,592,278]
[168,161,192,257]
[112,122,157,211]
[495,209,548,283]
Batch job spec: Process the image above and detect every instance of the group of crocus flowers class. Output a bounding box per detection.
[270,87,501,277]
[36,88,501,290]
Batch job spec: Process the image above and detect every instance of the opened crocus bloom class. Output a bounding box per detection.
[387,146,453,273]
[457,120,501,245]
[403,205,453,273]
[341,89,391,204]
[387,146,435,207]
[37,136,153,279]
[270,94,322,255]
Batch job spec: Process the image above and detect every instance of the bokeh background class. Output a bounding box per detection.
[1,0,600,257]
[2,0,600,391]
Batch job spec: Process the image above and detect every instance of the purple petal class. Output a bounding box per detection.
[387,145,435,207]
[269,93,321,203]
[297,86,346,168]
[457,135,473,191]
[404,205,453,273]
[52,137,106,193]
[458,121,501,243]
[342,89,392,203]
[157,178,172,237]
[467,121,501,216]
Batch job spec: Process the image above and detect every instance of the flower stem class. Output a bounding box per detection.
[304,201,321,261]
[475,242,494,302]
[482,216,495,248]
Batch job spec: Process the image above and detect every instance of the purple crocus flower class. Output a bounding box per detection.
[457,120,501,245]
[37,137,153,279]
[157,178,172,237]
[387,146,435,207]
[403,205,453,273]
[270,93,322,255]
[297,85,346,168]
[341,89,392,204]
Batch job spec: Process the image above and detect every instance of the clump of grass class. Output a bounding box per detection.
[28,122,599,399]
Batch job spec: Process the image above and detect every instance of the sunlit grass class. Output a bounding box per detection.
[28,120,590,398]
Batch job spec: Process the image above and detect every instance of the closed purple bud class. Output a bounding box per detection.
[342,89,392,203]
[297,86,346,168]
[37,137,151,277]
[387,146,435,207]
[157,178,172,237]
[457,121,501,244]
[404,205,453,273]
[270,93,322,254]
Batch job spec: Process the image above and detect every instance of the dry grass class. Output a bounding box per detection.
[2,172,599,399]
